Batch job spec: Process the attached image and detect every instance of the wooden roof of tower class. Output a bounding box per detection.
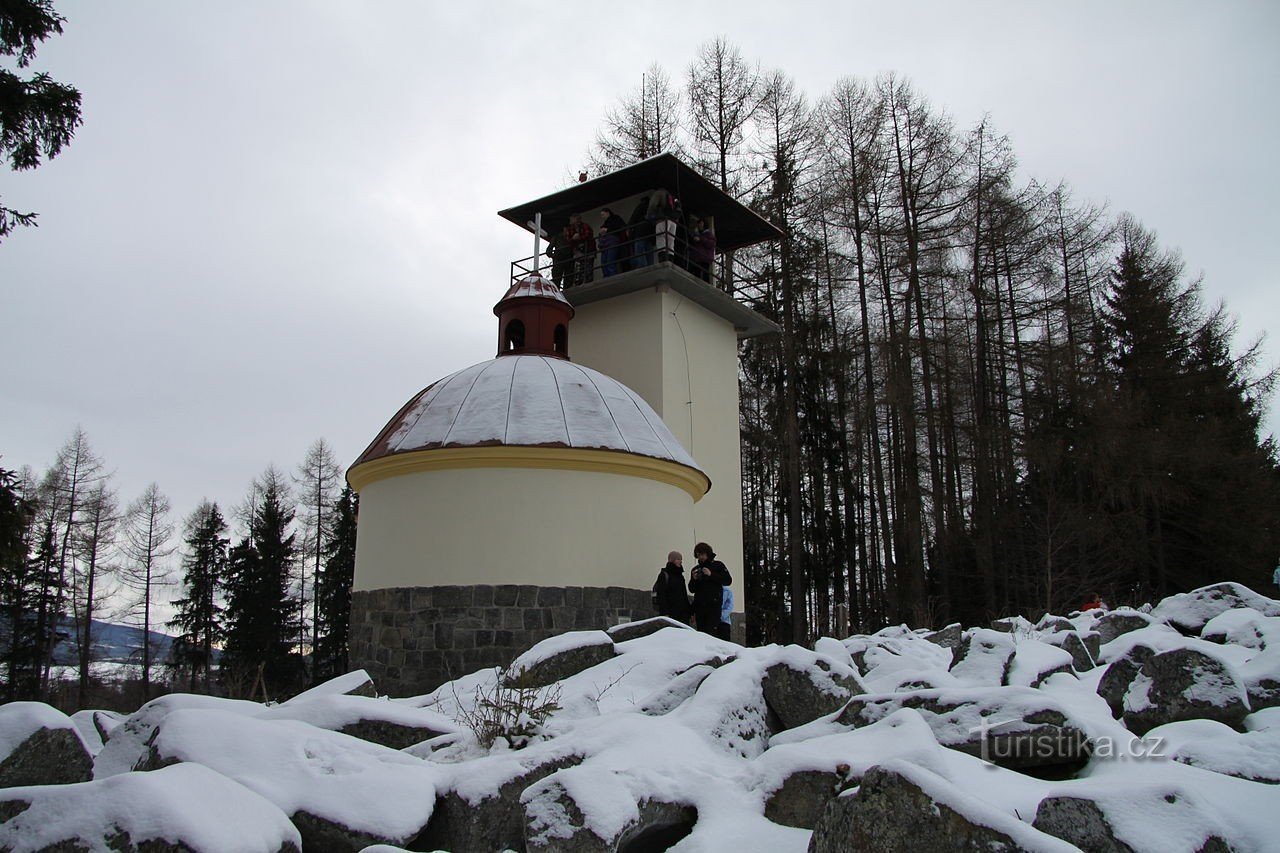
[497,153,784,252]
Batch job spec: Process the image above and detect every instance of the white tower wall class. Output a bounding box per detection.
[569,284,745,605]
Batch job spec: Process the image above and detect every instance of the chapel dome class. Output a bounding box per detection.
[350,354,708,492]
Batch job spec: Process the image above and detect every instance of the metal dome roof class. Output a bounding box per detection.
[495,272,570,306]
[352,355,707,486]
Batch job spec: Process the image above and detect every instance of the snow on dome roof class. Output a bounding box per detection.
[353,355,706,482]
[498,273,570,306]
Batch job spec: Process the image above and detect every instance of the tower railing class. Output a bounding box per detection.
[509,230,770,306]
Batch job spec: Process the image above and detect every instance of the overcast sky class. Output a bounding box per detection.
[3,1,1278,539]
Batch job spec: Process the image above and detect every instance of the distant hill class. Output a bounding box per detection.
[0,615,177,665]
[54,618,177,665]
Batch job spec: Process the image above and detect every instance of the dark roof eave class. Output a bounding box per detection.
[498,153,784,253]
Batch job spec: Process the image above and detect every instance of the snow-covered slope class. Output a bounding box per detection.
[3,583,1280,852]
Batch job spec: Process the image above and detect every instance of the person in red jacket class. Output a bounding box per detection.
[563,213,595,286]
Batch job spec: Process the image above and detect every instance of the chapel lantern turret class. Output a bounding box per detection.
[493,273,574,359]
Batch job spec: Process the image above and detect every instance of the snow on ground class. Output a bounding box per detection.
[7,581,1280,852]
[0,763,301,852]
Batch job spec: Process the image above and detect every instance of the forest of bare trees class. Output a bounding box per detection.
[588,39,1280,644]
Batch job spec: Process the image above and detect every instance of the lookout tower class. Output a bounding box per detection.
[499,153,782,620]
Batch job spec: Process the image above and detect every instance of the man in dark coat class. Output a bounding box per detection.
[652,550,692,624]
[597,208,628,277]
[688,541,731,636]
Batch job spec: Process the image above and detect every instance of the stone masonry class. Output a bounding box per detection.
[350,585,654,697]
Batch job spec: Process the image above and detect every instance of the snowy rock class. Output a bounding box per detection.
[989,615,1034,634]
[808,761,1073,853]
[1035,615,1075,634]
[1093,609,1155,646]
[845,630,955,693]
[1150,718,1280,784]
[1032,779,1243,853]
[948,629,1016,685]
[521,775,695,853]
[670,656,778,759]
[278,669,377,705]
[0,763,301,853]
[834,688,1092,772]
[1200,607,1279,650]
[1122,648,1249,735]
[1004,639,1077,688]
[1240,646,1280,711]
[761,648,864,730]
[1152,582,1280,635]
[605,616,691,643]
[69,709,105,755]
[417,748,581,853]
[1096,644,1156,718]
[762,768,849,829]
[93,709,125,743]
[259,694,459,749]
[636,664,716,716]
[506,631,618,688]
[0,702,92,788]
[923,623,963,649]
[93,692,264,778]
[1042,630,1099,672]
[141,708,438,852]
[813,636,857,669]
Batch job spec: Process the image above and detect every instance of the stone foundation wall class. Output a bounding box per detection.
[349,584,654,697]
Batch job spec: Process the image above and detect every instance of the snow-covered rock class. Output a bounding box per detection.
[0,702,92,788]
[760,646,864,730]
[0,763,301,853]
[506,630,618,688]
[1149,718,1280,784]
[1093,608,1155,646]
[259,693,458,749]
[521,774,696,853]
[1240,645,1280,711]
[142,708,438,851]
[1033,760,1280,853]
[1122,647,1249,735]
[948,628,1016,685]
[1152,582,1280,634]
[1005,638,1077,687]
[1097,644,1157,718]
[605,615,691,643]
[923,623,962,649]
[93,692,264,778]
[417,745,582,853]
[809,761,1073,853]
[830,686,1093,771]
[1200,607,1280,650]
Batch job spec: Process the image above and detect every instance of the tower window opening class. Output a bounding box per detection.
[504,319,526,351]
[553,324,567,354]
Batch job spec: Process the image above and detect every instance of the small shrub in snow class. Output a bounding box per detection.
[459,667,563,749]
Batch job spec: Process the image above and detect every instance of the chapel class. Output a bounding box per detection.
[347,154,780,694]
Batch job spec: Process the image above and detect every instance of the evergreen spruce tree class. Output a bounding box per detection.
[221,470,299,697]
[313,487,357,682]
[168,501,227,692]
[1101,219,1280,597]
[0,466,38,699]
[0,0,83,241]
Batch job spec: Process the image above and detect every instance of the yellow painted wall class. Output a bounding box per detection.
[353,464,697,591]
